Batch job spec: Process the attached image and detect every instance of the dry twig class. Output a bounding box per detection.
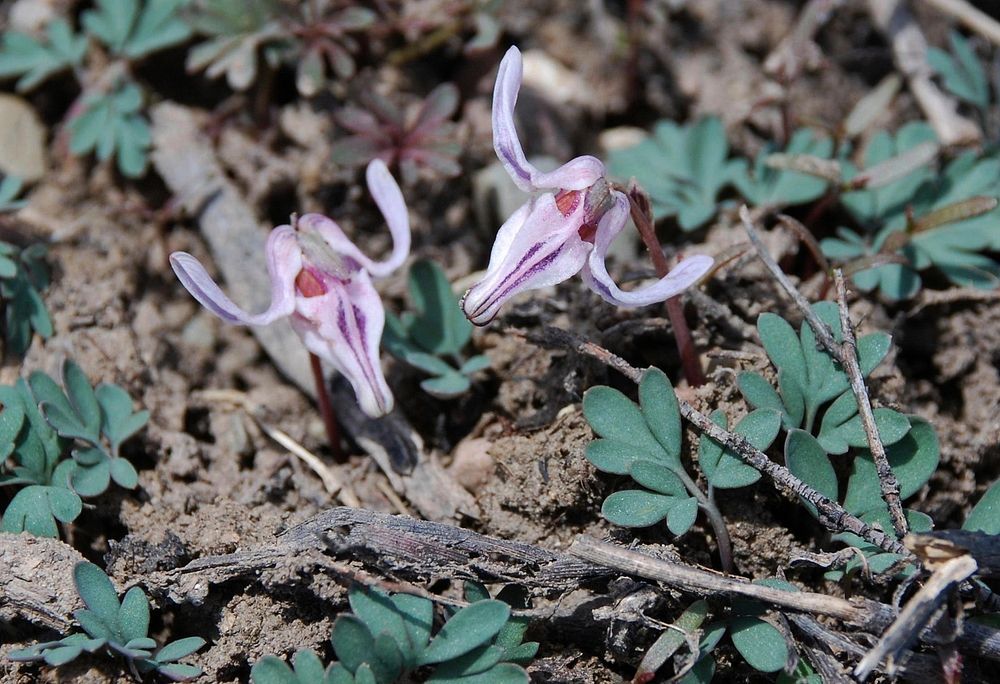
[867,0,981,145]
[514,326,911,558]
[740,207,907,538]
[834,269,907,536]
[854,554,978,680]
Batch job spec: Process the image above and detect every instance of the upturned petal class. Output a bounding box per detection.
[461,192,592,325]
[292,269,393,417]
[297,159,410,278]
[493,46,605,193]
[581,191,714,307]
[169,226,301,326]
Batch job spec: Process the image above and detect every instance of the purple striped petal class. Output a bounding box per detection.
[493,46,605,193]
[292,270,393,417]
[169,226,301,326]
[297,160,410,279]
[581,191,714,307]
[461,193,592,325]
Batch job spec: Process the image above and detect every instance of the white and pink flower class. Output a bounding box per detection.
[461,46,713,325]
[169,159,409,417]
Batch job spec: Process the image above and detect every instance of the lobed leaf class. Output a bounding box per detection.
[418,600,511,665]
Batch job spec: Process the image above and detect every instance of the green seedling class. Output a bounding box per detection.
[583,368,779,572]
[635,586,825,683]
[0,19,86,91]
[0,237,51,357]
[251,582,537,684]
[607,116,740,230]
[187,0,377,97]
[331,84,462,184]
[820,122,1000,299]
[68,80,152,179]
[0,359,148,536]
[383,260,490,400]
[737,301,894,443]
[0,1,189,178]
[8,562,204,680]
[82,0,192,60]
[731,128,833,208]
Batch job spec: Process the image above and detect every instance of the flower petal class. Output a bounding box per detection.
[364,159,411,276]
[492,46,604,192]
[292,270,394,417]
[461,193,591,325]
[169,226,301,326]
[297,161,410,279]
[581,192,714,307]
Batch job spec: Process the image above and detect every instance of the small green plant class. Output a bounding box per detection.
[0,1,190,177]
[0,19,87,91]
[8,561,205,680]
[737,301,894,443]
[67,80,152,179]
[583,368,780,573]
[331,84,462,184]
[0,238,52,357]
[729,305,939,577]
[83,0,192,60]
[0,359,148,536]
[186,0,376,96]
[731,128,833,208]
[634,592,804,683]
[251,582,536,684]
[820,122,1000,299]
[606,116,740,230]
[383,260,490,399]
[928,30,989,111]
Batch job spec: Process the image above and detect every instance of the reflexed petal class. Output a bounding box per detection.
[492,46,604,192]
[461,193,591,325]
[292,270,394,417]
[581,192,714,307]
[364,159,411,276]
[298,161,410,279]
[169,226,301,326]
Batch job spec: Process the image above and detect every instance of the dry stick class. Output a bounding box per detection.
[572,536,887,626]
[922,0,1000,48]
[854,554,979,681]
[518,326,910,557]
[834,269,906,537]
[626,184,706,387]
[739,206,907,538]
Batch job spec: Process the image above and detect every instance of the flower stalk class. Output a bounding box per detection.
[626,184,706,387]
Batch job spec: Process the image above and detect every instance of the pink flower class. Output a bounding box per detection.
[461,46,713,326]
[169,160,410,417]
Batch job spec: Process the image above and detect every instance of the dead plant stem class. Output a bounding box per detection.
[516,326,911,558]
[740,207,906,538]
[834,270,907,537]
[627,185,706,387]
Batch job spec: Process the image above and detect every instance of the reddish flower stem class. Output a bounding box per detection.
[310,352,344,463]
[626,188,706,387]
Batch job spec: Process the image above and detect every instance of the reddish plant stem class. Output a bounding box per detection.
[309,352,344,463]
[627,187,706,387]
